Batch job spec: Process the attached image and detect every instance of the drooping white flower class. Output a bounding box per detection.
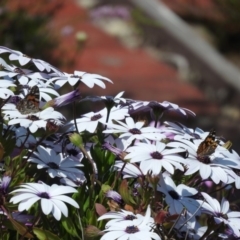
[28,145,84,179]
[201,192,240,237]
[0,46,63,75]
[51,70,112,89]
[67,106,128,133]
[10,182,79,221]
[114,161,144,178]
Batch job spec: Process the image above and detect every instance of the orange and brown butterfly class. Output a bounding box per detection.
[16,86,40,114]
[196,130,220,160]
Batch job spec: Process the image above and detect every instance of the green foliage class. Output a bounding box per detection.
[33,228,62,240]
[0,0,60,66]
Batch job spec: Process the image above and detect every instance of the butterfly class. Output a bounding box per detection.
[196,130,219,160]
[16,86,40,114]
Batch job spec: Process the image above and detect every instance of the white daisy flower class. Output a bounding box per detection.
[104,117,165,149]
[0,63,52,86]
[125,141,186,175]
[98,205,160,240]
[10,182,79,221]
[0,80,15,99]
[168,139,240,184]
[114,161,144,178]
[98,207,140,226]
[28,145,84,179]
[51,70,112,89]
[67,106,128,133]
[3,106,65,133]
[0,46,63,75]
[157,175,202,215]
[201,192,240,237]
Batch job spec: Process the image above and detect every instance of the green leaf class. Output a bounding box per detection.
[2,233,10,240]
[33,228,62,240]
[61,216,78,237]
[101,184,111,194]
[119,179,136,205]
[9,218,34,239]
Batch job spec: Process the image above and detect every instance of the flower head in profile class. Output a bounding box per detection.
[50,89,81,108]
[128,100,195,119]
[10,182,79,221]
[67,106,128,133]
[51,70,112,89]
[28,145,84,179]
[98,205,160,240]
[0,46,63,75]
[0,175,11,195]
[201,192,240,237]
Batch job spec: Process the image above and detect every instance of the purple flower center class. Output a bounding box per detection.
[27,115,39,121]
[197,156,211,164]
[217,212,228,220]
[91,114,102,121]
[67,148,79,157]
[47,162,59,169]
[125,214,137,220]
[151,151,163,159]
[14,67,25,74]
[125,225,139,234]
[168,190,180,200]
[129,128,141,134]
[38,192,50,199]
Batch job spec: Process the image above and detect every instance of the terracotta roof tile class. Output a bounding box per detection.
[7,0,219,115]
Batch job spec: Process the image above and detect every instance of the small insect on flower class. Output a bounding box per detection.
[196,130,220,161]
[16,86,40,114]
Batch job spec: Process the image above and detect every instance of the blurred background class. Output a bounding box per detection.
[2,0,240,151]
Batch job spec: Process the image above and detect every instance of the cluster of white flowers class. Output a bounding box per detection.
[1,46,240,239]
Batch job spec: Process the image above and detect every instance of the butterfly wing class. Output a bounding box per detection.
[16,86,40,114]
[197,130,219,158]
